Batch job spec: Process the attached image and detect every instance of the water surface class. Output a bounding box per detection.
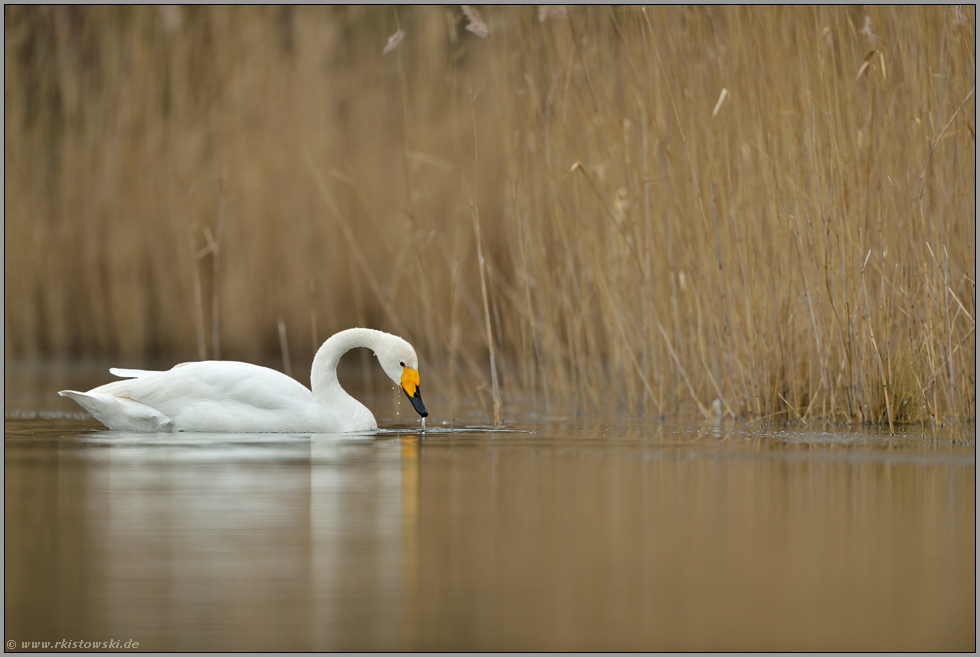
[4,364,975,651]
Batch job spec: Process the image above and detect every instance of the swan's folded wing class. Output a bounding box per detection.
[92,361,319,421]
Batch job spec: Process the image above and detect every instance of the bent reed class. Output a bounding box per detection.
[5,6,975,424]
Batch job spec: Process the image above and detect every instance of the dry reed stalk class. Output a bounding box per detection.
[469,97,501,427]
[348,255,374,395]
[210,170,227,360]
[277,316,292,377]
[187,219,208,361]
[388,7,429,351]
[308,277,319,355]
[449,256,459,424]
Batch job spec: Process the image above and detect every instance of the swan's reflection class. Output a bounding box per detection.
[309,434,409,648]
[76,431,418,650]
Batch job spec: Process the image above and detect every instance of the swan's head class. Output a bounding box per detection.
[375,335,428,418]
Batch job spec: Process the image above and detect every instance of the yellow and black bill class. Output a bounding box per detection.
[400,367,428,418]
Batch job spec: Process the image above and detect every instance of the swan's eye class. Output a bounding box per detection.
[400,361,405,367]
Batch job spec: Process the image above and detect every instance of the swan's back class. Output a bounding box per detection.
[95,361,313,413]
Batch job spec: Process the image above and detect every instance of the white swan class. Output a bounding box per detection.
[58,328,428,433]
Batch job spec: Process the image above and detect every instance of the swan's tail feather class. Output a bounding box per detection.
[58,390,174,432]
[110,368,160,379]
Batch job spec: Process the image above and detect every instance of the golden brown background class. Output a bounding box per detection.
[4,6,975,423]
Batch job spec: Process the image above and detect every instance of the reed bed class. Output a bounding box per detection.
[4,6,975,424]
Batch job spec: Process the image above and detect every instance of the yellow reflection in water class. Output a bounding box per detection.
[399,435,420,647]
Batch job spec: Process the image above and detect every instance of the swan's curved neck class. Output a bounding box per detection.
[310,328,387,404]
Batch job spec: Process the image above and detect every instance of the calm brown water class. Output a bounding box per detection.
[4,363,976,651]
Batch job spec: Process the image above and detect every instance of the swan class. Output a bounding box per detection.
[58,328,428,433]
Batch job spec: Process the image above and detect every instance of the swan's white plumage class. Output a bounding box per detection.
[58,328,425,433]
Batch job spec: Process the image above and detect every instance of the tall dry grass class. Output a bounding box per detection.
[4,6,976,424]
